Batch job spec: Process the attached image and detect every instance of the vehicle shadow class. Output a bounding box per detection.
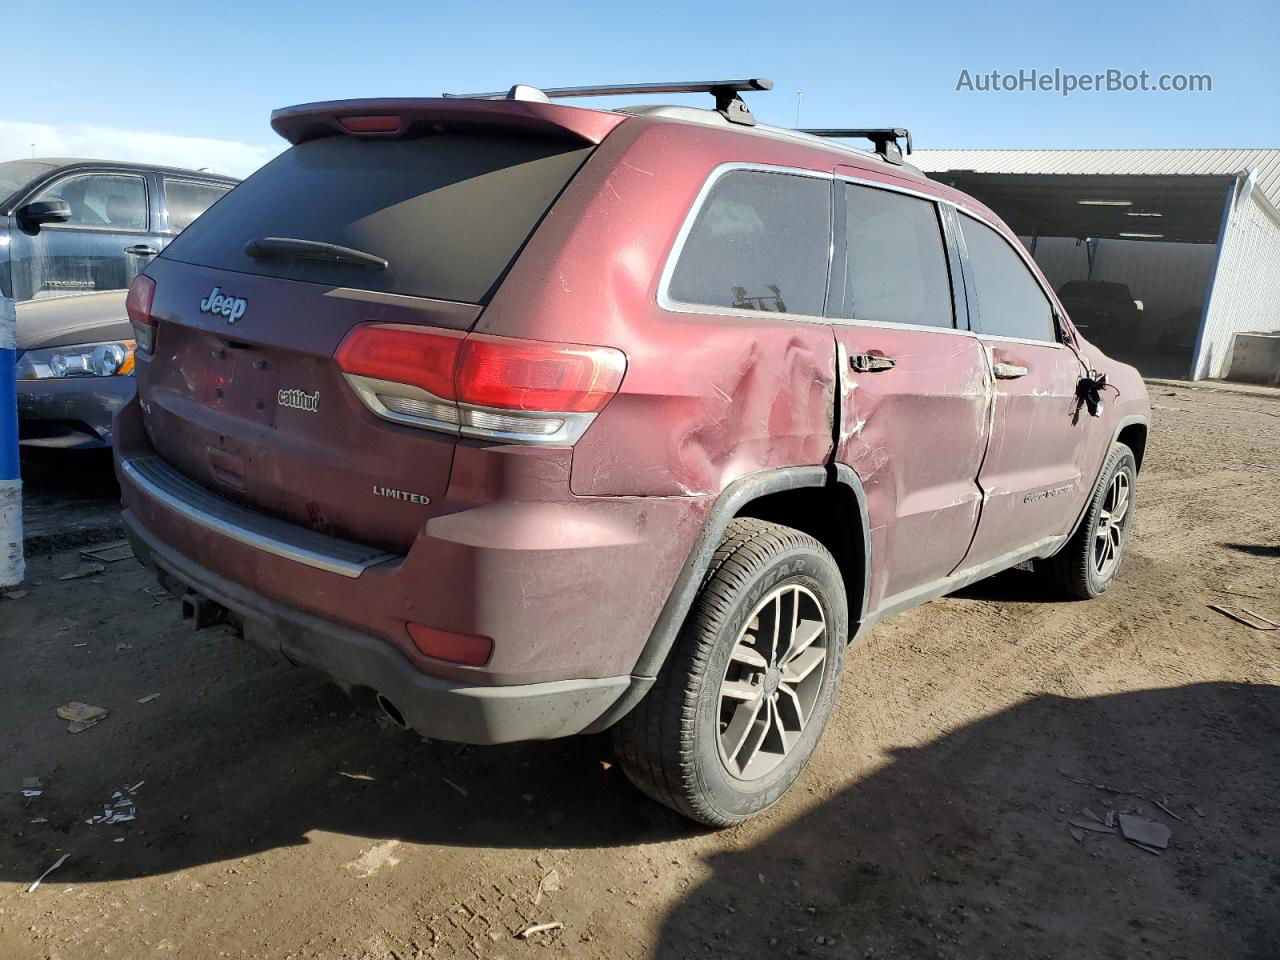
[1222,542,1280,559]
[654,681,1280,959]
[949,565,1071,604]
[20,447,124,551]
[1,621,701,886]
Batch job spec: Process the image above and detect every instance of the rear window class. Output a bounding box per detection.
[161,132,593,304]
[164,178,233,232]
[667,170,831,317]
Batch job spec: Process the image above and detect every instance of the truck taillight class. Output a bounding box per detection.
[334,324,625,445]
[125,275,157,354]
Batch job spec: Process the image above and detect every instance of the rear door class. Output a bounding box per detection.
[137,129,595,554]
[829,173,992,611]
[955,212,1090,568]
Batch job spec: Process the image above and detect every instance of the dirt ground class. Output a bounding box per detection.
[2,379,1278,960]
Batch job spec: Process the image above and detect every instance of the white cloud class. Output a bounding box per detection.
[0,119,280,179]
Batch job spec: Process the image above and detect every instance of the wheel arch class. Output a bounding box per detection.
[630,464,871,682]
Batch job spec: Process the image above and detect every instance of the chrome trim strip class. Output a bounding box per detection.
[343,373,461,435]
[343,373,598,446]
[121,459,392,579]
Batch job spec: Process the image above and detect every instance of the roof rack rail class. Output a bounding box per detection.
[443,78,774,126]
[799,128,913,165]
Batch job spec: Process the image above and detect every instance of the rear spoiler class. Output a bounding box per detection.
[270,98,627,146]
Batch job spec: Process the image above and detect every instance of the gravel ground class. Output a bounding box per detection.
[1,379,1278,960]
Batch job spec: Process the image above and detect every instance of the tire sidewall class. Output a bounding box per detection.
[1084,447,1138,596]
[689,548,847,823]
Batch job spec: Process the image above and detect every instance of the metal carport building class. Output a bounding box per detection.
[914,148,1280,381]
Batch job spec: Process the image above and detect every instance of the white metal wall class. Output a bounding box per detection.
[1194,183,1280,379]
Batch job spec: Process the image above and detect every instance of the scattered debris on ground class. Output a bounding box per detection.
[3,588,29,600]
[26,853,70,894]
[56,701,109,733]
[86,782,142,825]
[1118,815,1172,850]
[57,563,106,581]
[1209,604,1280,630]
[80,541,135,564]
[137,693,161,704]
[517,921,564,940]
[22,776,43,798]
[344,840,401,878]
[534,869,562,905]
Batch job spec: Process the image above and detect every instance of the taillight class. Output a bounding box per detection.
[334,324,626,445]
[457,334,626,413]
[125,275,157,354]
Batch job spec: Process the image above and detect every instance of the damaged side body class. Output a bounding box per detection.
[114,96,1149,757]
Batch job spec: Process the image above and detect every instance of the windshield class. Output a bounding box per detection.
[162,132,593,304]
[0,160,56,206]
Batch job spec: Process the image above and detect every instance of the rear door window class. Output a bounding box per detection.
[839,184,954,328]
[164,178,233,232]
[161,132,593,304]
[959,214,1057,341]
[666,170,831,317]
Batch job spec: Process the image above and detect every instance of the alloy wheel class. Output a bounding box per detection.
[716,583,829,780]
[1093,471,1131,579]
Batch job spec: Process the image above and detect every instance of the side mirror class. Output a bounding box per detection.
[17,198,72,228]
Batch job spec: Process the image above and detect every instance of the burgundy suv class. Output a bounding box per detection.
[115,80,1150,825]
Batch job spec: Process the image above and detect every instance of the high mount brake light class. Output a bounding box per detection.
[334,324,626,445]
[338,115,403,134]
[125,275,157,354]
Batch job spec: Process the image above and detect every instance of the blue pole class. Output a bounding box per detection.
[0,295,23,587]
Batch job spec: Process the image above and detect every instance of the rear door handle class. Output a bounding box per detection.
[125,244,159,257]
[992,362,1029,379]
[850,353,896,373]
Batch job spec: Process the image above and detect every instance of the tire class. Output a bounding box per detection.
[613,517,848,826]
[1037,443,1138,599]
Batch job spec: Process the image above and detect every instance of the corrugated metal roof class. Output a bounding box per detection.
[912,149,1280,208]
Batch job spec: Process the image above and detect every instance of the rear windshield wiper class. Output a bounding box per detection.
[243,237,389,270]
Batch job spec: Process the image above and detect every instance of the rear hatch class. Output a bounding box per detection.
[135,103,613,554]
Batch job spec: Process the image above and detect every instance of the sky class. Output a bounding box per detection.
[2,0,1276,178]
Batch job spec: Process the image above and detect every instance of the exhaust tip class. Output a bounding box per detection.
[375,693,407,728]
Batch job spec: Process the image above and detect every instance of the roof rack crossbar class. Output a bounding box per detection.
[443,78,773,126]
[799,128,914,165]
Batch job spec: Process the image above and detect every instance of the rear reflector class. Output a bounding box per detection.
[406,623,493,666]
[125,275,157,353]
[338,115,403,134]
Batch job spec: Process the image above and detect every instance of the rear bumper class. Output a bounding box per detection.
[18,376,134,449]
[125,510,645,744]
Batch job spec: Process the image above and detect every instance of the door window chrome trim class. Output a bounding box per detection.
[656,162,835,324]
[30,171,152,234]
[159,176,234,234]
[830,176,962,333]
[953,209,1068,347]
